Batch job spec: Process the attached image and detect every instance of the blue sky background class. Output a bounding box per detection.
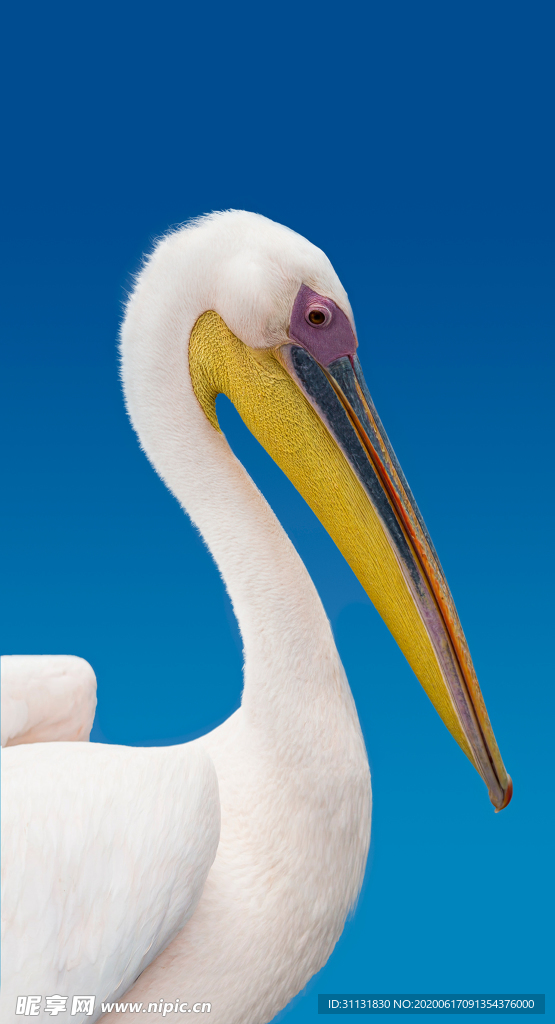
[2,0,553,1019]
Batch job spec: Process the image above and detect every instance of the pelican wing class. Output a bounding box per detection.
[1,740,220,1020]
[1,655,97,746]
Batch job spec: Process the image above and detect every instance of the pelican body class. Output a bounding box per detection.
[1,212,511,1024]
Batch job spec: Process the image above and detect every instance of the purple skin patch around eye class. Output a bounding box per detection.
[288,284,358,367]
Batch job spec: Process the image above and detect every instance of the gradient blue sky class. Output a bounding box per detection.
[2,1,553,1019]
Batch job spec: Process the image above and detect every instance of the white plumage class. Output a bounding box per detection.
[1,655,96,747]
[3,735,219,1013]
[2,212,371,1023]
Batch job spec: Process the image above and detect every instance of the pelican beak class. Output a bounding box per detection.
[188,309,512,810]
[278,343,511,811]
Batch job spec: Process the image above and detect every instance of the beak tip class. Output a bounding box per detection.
[493,775,513,812]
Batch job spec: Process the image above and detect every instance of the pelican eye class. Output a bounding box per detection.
[306,304,332,328]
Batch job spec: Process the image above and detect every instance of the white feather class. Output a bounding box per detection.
[1,655,97,747]
[2,741,219,1022]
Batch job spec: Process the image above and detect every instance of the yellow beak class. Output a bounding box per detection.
[189,309,512,811]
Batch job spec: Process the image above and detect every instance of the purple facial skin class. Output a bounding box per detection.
[288,284,358,367]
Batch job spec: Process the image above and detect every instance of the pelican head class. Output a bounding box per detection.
[122,209,511,811]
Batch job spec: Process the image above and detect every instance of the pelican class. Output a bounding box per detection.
[1,211,512,1024]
